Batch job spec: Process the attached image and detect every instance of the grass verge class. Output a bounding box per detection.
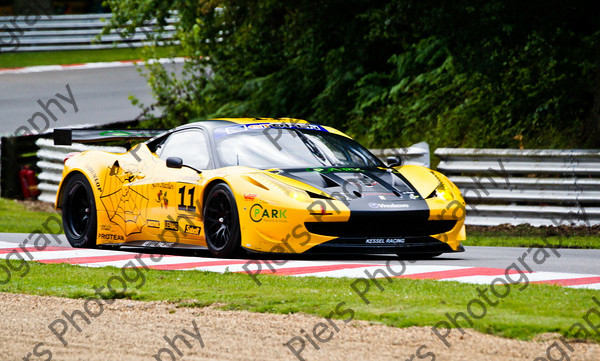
[465,225,600,249]
[0,260,599,343]
[0,198,62,234]
[0,47,181,68]
[465,235,600,249]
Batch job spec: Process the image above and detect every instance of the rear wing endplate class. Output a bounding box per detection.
[54,129,165,145]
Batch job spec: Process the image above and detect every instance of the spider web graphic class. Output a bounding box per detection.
[99,168,149,236]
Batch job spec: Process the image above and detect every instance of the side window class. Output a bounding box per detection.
[158,129,210,170]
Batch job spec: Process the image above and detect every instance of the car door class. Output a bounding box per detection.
[132,128,211,247]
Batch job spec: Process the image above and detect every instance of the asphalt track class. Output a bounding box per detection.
[0,63,182,136]
[0,232,598,276]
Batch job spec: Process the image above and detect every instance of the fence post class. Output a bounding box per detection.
[0,137,20,198]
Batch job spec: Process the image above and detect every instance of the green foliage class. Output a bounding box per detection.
[101,0,600,149]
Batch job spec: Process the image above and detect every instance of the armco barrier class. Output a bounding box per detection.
[435,148,600,227]
[35,138,125,204]
[0,13,176,52]
[370,141,430,169]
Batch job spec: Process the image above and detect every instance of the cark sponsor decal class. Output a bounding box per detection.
[184,224,201,235]
[368,202,409,209]
[164,220,178,231]
[250,204,287,222]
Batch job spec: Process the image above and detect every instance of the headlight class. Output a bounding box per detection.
[427,172,455,201]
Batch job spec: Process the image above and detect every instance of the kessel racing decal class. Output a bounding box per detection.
[366,238,406,244]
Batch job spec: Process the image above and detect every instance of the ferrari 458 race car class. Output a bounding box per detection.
[55,118,466,258]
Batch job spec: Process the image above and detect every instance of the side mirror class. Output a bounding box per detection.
[166,157,183,169]
[387,156,402,168]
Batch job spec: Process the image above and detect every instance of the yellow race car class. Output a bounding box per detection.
[55,118,465,258]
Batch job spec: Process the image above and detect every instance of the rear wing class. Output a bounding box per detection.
[54,129,165,146]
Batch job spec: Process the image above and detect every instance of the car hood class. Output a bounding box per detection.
[277,167,430,214]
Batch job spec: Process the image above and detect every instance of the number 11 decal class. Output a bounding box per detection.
[178,186,196,212]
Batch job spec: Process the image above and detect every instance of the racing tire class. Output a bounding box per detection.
[61,173,97,248]
[203,183,242,258]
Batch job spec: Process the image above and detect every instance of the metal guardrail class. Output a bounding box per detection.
[370,141,430,168]
[35,138,125,203]
[435,148,600,227]
[0,13,176,52]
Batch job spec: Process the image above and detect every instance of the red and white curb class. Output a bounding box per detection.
[1,241,599,289]
[0,57,186,75]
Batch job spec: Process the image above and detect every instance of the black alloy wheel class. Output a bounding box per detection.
[62,173,97,248]
[203,183,242,257]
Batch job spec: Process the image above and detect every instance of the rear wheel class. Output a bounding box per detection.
[203,183,241,258]
[61,173,97,248]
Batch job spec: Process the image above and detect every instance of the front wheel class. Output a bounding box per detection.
[203,183,242,258]
[61,173,97,248]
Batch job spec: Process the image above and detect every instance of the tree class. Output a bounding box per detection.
[102,0,600,148]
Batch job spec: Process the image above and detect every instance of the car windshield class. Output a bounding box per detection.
[214,126,383,169]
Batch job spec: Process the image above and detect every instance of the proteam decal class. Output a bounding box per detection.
[249,203,288,222]
[98,233,124,241]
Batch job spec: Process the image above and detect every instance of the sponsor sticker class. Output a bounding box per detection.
[86,165,102,192]
[156,190,169,208]
[368,203,410,209]
[98,233,125,241]
[141,241,174,248]
[184,224,201,235]
[164,220,178,231]
[366,238,405,244]
[269,123,326,131]
[244,193,258,201]
[249,203,288,222]
[148,219,160,228]
[308,167,363,173]
[151,182,174,189]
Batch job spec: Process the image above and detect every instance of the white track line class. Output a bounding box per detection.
[0,57,186,75]
[1,241,599,288]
